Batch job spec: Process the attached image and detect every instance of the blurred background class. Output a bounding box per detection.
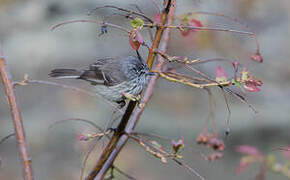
[0,0,289,179]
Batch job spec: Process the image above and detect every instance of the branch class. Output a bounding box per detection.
[51,19,130,33]
[14,76,124,114]
[88,5,154,23]
[0,49,34,180]
[129,134,204,179]
[86,0,176,179]
[49,118,103,132]
[0,132,15,146]
[182,11,261,54]
[166,25,254,35]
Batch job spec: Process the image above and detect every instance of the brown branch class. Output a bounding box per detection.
[86,0,175,179]
[0,49,34,180]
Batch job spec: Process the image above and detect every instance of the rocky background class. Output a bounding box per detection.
[0,0,290,179]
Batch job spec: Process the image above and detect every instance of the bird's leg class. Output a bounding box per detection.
[121,92,145,108]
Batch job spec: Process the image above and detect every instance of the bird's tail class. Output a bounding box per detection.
[49,69,83,79]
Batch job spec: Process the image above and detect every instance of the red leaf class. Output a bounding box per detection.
[236,145,262,156]
[129,30,140,50]
[240,68,263,92]
[215,66,228,82]
[189,19,203,32]
[251,52,263,63]
[243,82,260,92]
[243,78,263,92]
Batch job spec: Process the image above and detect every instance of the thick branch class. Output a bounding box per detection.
[86,0,175,179]
[0,50,34,180]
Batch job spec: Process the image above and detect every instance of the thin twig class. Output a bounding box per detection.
[14,78,124,114]
[223,87,257,113]
[143,24,255,36]
[0,133,15,146]
[49,118,103,132]
[172,158,205,180]
[130,132,171,141]
[88,5,154,23]
[205,88,218,137]
[81,142,99,180]
[113,165,137,180]
[168,25,254,35]
[130,135,204,180]
[158,71,231,88]
[80,125,109,180]
[129,135,168,163]
[0,49,34,180]
[183,11,260,54]
[130,4,154,42]
[220,87,231,135]
[51,19,130,33]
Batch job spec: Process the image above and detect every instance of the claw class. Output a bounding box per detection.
[122,92,141,101]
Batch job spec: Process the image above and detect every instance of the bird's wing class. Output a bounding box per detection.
[80,58,128,86]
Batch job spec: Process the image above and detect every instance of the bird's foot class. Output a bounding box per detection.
[122,93,145,108]
[122,92,141,102]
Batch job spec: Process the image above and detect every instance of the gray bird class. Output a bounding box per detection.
[49,54,154,108]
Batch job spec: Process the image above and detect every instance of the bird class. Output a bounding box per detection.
[49,52,155,108]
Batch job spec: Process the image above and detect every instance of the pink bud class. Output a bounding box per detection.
[251,52,263,63]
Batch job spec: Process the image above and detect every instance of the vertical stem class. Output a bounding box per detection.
[0,50,34,180]
[86,1,175,179]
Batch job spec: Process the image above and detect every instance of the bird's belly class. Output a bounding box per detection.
[94,79,145,102]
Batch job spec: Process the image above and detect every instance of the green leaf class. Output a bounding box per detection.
[241,71,248,81]
[232,79,243,90]
[130,18,144,28]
